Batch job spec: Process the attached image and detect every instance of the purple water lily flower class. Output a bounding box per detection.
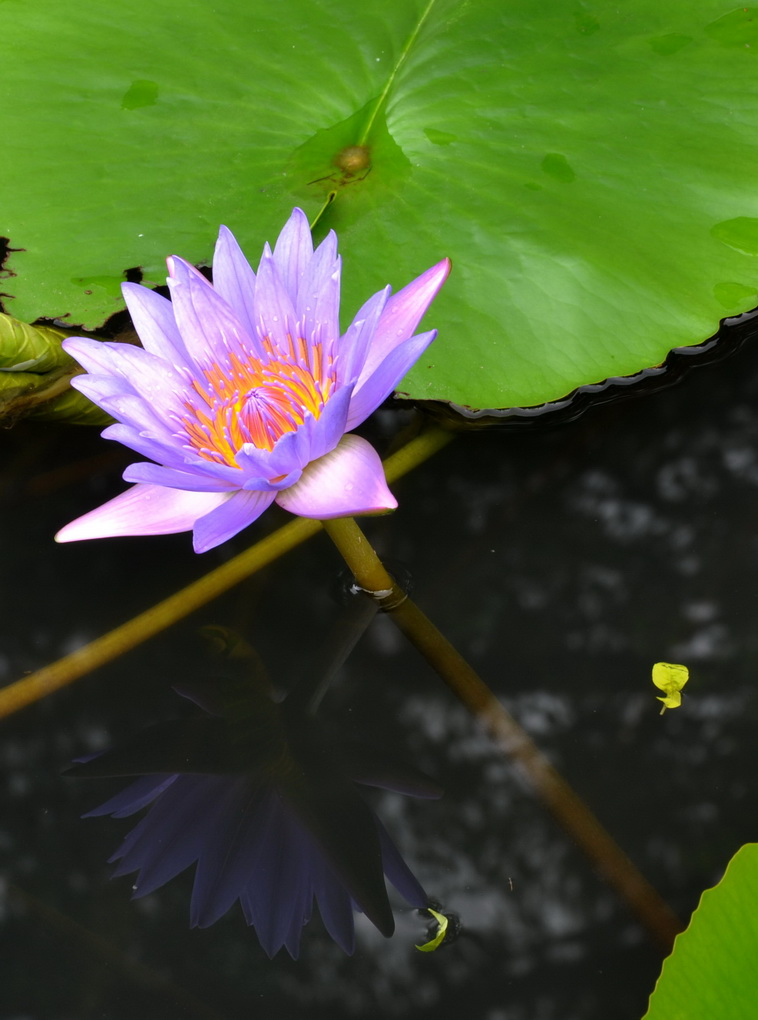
[71,677,441,958]
[55,208,450,552]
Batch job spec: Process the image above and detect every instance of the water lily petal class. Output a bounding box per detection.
[167,255,265,368]
[55,485,229,542]
[253,247,299,355]
[190,781,266,928]
[123,461,238,492]
[240,792,311,958]
[345,330,437,431]
[191,488,276,552]
[60,337,124,377]
[338,285,391,385]
[275,434,396,519]
[62,338,190,421]
[71,377,180,446]
[271,206,313,302]
[313,854,356,955]
[296,231,341,344]
[119,777,230,897]
[376,819,428,908]
[83,775,177,819]
[238,450,306,493]
[101,423,171,463]
[102,424,243,484]
[304,381,352,463]
[121,282,189,366]
[211,225,258,338]
[355,258,451,390]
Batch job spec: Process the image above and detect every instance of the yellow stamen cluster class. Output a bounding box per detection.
[181,342,333,467]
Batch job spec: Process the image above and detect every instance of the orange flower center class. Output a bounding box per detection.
[181,338,333,467]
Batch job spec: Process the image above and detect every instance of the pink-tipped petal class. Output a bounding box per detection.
[235,427,311,486]
[301,383,352,463]
[101,423,192,470]
[211,225,258,338]
[121,282,189,366]
[345,329,437,431]
[253,251,299,354]
[337,286,390,385]
[123,462,238,492]
[191,489,276,553]
[70,380,179,447]
[295,233,340,340]
[355,258,451,390]
[275,434,396,519]
[62,339,190,422]
[61,336,122,376]
[271,207,314,301]
[167,256,264,367]
[55,485,229,543]
[109,426,242,485]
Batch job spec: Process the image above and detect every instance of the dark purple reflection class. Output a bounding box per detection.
[69,653,441,959]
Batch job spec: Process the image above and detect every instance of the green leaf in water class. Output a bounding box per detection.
[644,844,758,1019]
[0,314,110,424]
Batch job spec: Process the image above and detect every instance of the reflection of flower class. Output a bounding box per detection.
[73,679,440,958]
[56,208,450,552]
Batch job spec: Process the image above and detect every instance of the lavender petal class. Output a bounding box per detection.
[191,488,276,552]
[55,485,229,543]
[276,435,396,520]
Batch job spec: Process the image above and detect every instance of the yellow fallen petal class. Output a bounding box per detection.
[652,662,689,714]
[416,908,449,952]
[656,691,682,713]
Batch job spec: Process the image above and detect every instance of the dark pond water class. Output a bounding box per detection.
[4,314,758,1019]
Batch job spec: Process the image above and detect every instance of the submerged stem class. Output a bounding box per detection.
[321,516,683,953]
[293,594,379,715]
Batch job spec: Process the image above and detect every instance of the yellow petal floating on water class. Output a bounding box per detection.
[416,908,449,952]
[652,662,689,714]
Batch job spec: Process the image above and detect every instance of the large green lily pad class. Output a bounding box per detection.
[2,0,757,411]
[644,844,758,1019]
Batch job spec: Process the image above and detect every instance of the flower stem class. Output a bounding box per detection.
[293,594,379,714]
[322,516,396,597]
[321,515,683,952]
